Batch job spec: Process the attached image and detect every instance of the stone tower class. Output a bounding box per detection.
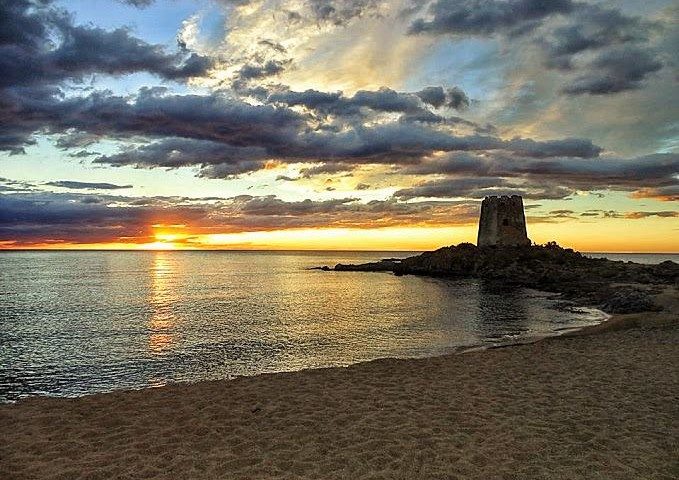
[477,195,531,247]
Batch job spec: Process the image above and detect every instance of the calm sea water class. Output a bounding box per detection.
[0,249,639,402]
[585,252,679,264]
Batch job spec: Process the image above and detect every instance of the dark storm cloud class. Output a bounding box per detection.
[1,0,672,209]
[396,153,679,200]
[561,45,663,95]
[2,73,605,172]
[68,150,99,158]
[415,86,469,110]
[446,87,470,110]
[398,110,452,124]
[0,189,480,245]
[0,0,212,90]
[232,195,358,216]
[541,4,664,95]
[409,0,665,96]
[416,86,446,108]
[0,177,37,193]
[409,0,574,36]
[349,88,424,114]
[395,177,508,199]
[0,1,215,151]
[45,181,133,190]
[54,131,101,150]
[540,4,655,70]
[402,152,676,178]
[0,87,304,155]
[199,161,274,179]
[393,176,574,201]
[222,195,480,229]
[267,89,343,109]
[504,137,602,158]
[95,137,270,177]
[268,86,471,118]
[274,163,357,182]
[268,87,425,116]
[299,164,356,177]
[281,124,601,167]
[0,191,220,244]
[235,59,289,83]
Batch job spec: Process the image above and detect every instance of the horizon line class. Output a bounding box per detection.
[0,248,677,255]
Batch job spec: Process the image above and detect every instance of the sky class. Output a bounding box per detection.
[0,0,677,252]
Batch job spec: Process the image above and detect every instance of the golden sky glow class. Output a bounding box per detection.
[4,217,676,253]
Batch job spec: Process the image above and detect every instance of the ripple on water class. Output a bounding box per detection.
[0,251,607,401]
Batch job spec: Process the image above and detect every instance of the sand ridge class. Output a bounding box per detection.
[2,320,679,479]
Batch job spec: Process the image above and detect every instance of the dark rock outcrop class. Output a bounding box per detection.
[317,242,679,314]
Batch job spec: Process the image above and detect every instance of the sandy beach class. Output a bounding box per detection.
[2,307,678,480]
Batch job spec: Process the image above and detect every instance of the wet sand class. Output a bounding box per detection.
[2,310,678,479]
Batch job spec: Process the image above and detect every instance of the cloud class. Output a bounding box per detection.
[267,86,427,116]
[574,209,679,220]
[308,0,382,25]
[630,186,679,202]
[95,137,270,178]
[0,189,481,245]
[232,59,290,88]
[409,0,664,96]
[561,45,662,95]
[446,86,470,110]
[624,211,678,219]
[540,4,656,70]
[0,1,212,91]
[45,181,133,190]
[117,0,154,6]
[0,177,37,193]
[0,86,304,155]
[1,0,675,232]
[416,86,447,108]
[4,67,608,175]
[409,0,574,36]
[397,152,679,200]
[299,163,356,177]
[415,86,469,110]
[393,177,574,200]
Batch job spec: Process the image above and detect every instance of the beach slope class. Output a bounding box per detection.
[2,315,678,479]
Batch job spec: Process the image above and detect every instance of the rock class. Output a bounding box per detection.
[320,242,677,315]
[600,287,660,314]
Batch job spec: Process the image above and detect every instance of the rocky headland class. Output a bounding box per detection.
[318,242,679,315]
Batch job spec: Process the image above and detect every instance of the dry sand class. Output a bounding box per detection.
[2,310,678,479]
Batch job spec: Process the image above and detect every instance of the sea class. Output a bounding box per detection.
[1,250,676,402]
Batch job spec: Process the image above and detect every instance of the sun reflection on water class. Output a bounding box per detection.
[148,251,178,355]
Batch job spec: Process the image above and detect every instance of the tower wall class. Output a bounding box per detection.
[477,195,531,247]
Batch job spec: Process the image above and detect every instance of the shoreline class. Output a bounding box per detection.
[0,287,663,405]
[2,291,677,479]
[0,287,610,406]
